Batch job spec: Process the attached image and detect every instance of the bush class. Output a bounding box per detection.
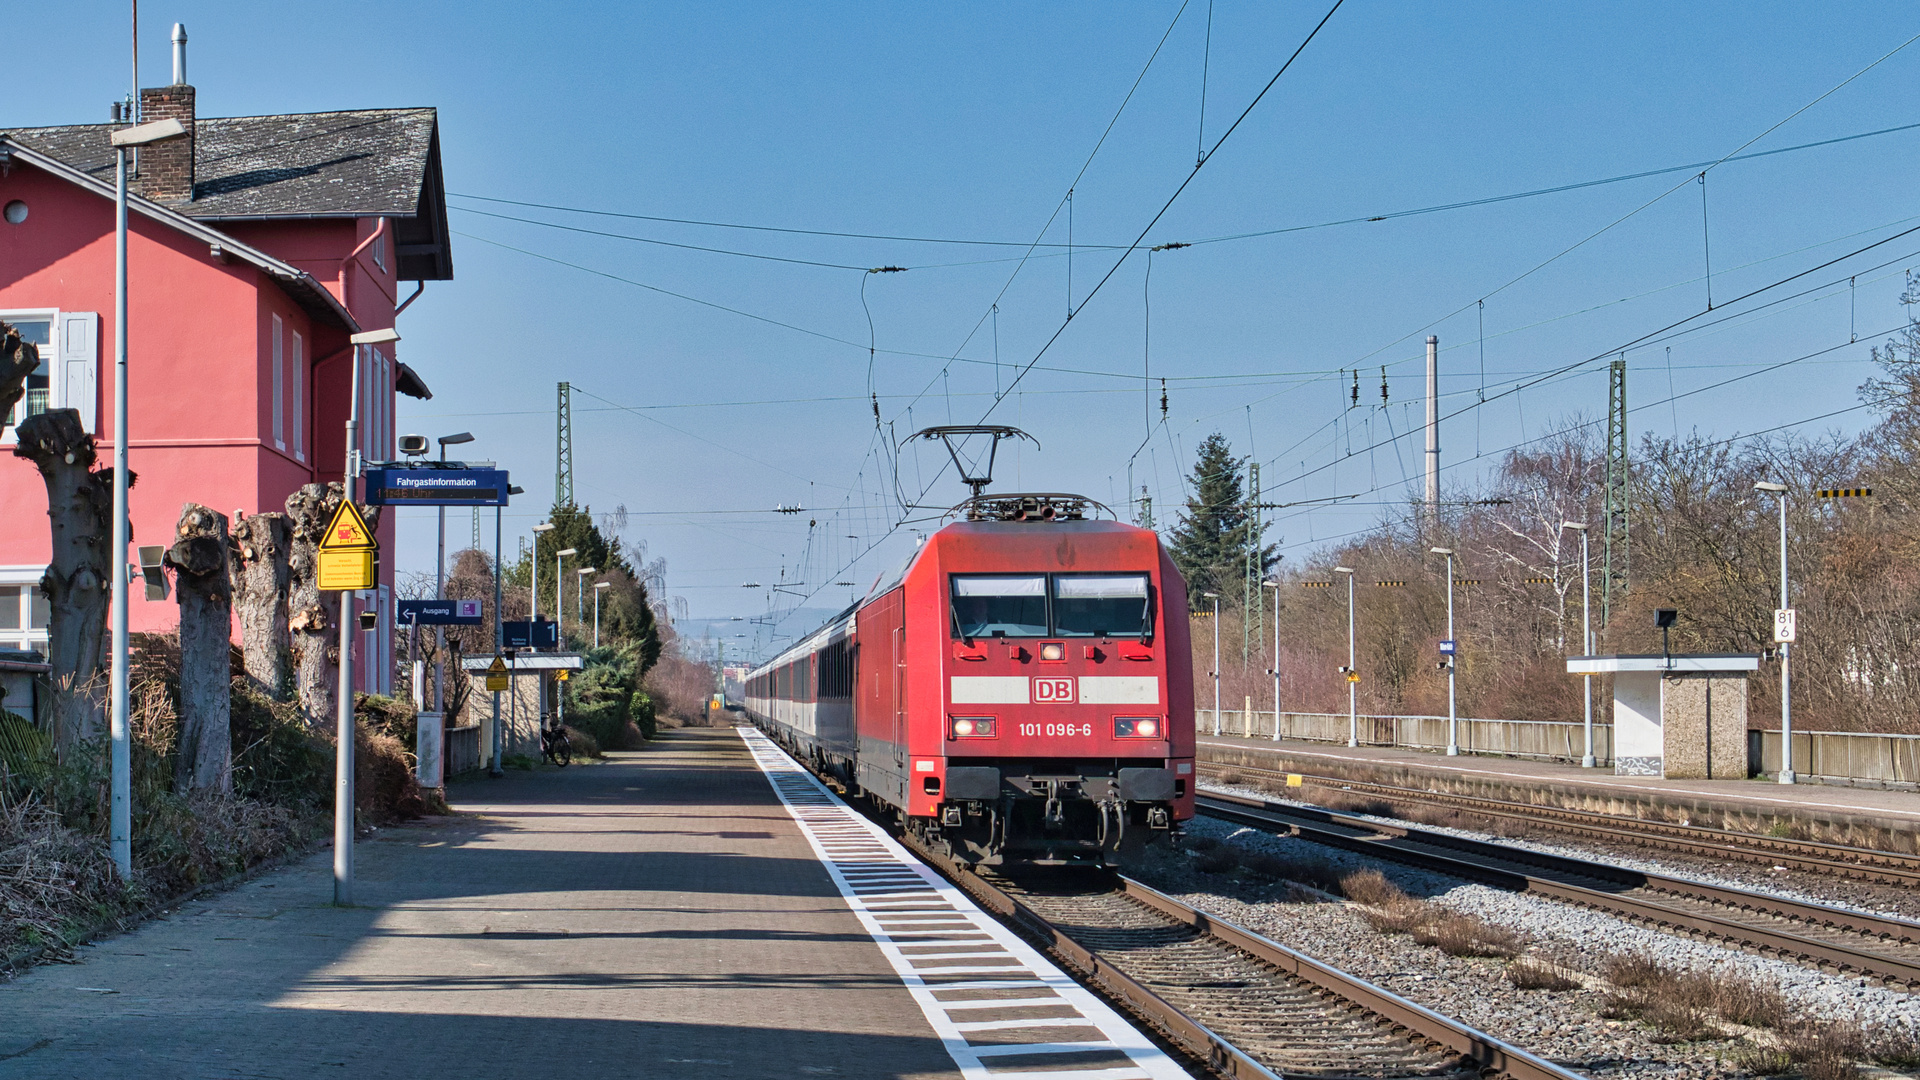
[1413,912,1523,958]
[562,724,600,759]
[1339,868,1404,906]
[1506,957,1581,991]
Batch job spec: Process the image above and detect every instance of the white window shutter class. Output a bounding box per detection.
[57,312,99,433]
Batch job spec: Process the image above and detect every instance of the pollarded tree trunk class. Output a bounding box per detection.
[285,483,342,730]
[168,503,231,793]
[229,512,292,700]
[12,409,120,759]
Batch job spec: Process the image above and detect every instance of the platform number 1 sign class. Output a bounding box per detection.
[1774,608,1797,644]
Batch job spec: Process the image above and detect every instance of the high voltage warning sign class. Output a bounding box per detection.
[484,656,510,692]
[317,499,378,591]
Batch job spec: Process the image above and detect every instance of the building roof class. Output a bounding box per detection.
[0,139,360,332]
[1567,653,1762,674]
[1,108,451,280]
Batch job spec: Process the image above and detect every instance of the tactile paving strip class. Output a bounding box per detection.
[739,726,1191,1080]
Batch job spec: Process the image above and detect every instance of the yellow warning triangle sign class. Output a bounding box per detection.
[319,499,377,551]
[487,656,507,674]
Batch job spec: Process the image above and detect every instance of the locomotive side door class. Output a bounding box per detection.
[891,625,907,770]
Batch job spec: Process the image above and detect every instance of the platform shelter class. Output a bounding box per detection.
[1566,654,1761,779]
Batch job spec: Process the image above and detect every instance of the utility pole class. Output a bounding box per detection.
[1424,335,1440,529]
[1243,462,1261,663]
[1334,567,1356,747]
[1138,486,1154,529]
[555,381,573,508]
[1603,358,1629,627]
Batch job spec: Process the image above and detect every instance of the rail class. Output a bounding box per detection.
[1198,791,1920,986]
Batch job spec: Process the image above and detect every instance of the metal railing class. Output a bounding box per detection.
[1750,728,1920,788]
[445,724,481,777]
[1198,708,1613,764]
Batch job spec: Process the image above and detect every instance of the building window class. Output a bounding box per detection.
[1,316,53,434]
[291,331,304,462]
[372,226,388,273]
[0,573,51,651]
[271,314,285,450]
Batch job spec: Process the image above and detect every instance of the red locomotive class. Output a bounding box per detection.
[745,493,1195,864]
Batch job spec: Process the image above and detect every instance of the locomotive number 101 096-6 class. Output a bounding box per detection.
[1018,722,1093,737]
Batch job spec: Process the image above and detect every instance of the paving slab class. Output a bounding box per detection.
[0,728,966,1080]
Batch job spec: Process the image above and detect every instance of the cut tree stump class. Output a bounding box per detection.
[12,408,120,759]
[229,512,292,700]
[169,503,231,793]
[286,483,342,730]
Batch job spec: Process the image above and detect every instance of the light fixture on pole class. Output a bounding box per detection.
[1261,577,1282,741]
[593,580,611,648]
[529,522,554,628]
[493,485,524,778]
[328,323,399,907]
[555,548,578,646]
[1754,481,1795,784]
[1333,567,1357,748]
[1430,547,1459,756]
[430,432,473,718]
[576,567,595,625]
[105,115,189,882]
[1561,522,1595,767]
[1202,592,1221,737]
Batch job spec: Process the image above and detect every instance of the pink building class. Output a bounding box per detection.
[0,73,452,695]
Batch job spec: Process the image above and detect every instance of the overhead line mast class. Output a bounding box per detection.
[556,381,574,507]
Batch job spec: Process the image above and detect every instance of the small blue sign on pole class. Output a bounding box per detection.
[363,468,511,507]
[396,599,484,626]
[502,619,559,649]
[1438,639,1457,656]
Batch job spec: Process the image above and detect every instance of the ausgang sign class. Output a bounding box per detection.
[362,468,510,507]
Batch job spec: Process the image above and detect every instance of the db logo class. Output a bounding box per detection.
[1033,677,1075,704]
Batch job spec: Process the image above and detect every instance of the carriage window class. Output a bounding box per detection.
[1052,574,1150,638]
[951,575,1048,638]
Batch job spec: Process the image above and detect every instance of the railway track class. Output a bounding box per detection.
[1197,790,1920,988]
[911,843,1589,1080]
[1196,758,1920,887]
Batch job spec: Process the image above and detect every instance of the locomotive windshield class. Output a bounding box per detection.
[951,575,1048,637]
[949,572,1151,638]
[1053,574,1150,637]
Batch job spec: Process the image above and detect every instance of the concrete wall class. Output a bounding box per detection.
[1198,709,1614,764]
[1751,729,1920,789]
[1661,672,1748,779]
[1612,671,1663,776]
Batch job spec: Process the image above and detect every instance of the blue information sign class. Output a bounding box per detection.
[396,599,484,626]
[502,619,559,649]
[363,468,510,507]
[1438,639,1457,655]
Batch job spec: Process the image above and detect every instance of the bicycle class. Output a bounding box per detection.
[541,721,573,767]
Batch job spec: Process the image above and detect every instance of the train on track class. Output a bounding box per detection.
[745,493,1196,865]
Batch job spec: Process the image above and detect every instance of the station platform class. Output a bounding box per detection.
[1197,734,1920,843]
[1,727,1184,1080]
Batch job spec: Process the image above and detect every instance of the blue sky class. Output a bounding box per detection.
[16,3,1920,658]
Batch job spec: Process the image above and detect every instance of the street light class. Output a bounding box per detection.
[529,522,554,626]
[105,115,189,881]
[431,432,474,717]
[576,567,595,625]
[492,486,524,779]
[1333,567,1357,748]
[1430,547,1458,756]
[1561,522,1595,767]
[555,548,578,646]
[1754,481,1795,785]
[1261,578,1282,741]
[593,580,611,648]
[1201,592,1221,736]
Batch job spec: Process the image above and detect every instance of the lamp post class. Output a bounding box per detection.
[1262,578,1282,740]
[105,115,189,881]
[493,484,523,778]
[432,433,473,715]
[593,580,611,648]
[1430,547,1458,756]
[1333,567,1356,747]
[1202,592,1220,736]
[1561,522,1595,767]
[529,521,554,623]
[1754,481,1794,784]
[576,567,595,626]
[555,548,578,646]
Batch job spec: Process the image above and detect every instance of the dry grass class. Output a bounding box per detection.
[1599,953,1800,1047]
[1413,912,1523,958]
[1505,957,1581,991]
[1338,868,1404,906]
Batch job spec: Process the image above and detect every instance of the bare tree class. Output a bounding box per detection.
[285,483,343,729]
[168,503,231,792]
[229,512,292,699]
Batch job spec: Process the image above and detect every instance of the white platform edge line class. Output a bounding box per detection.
[737,726,1188,1080]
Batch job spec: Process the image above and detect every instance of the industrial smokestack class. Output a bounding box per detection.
[171,23,187,86]
[1425,335,1440,525]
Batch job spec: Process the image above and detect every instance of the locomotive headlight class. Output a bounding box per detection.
[1039,642,1065,662]
[949,716,996,738]
[1114,716,1161,738]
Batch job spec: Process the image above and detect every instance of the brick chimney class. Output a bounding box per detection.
[135,84,196,203]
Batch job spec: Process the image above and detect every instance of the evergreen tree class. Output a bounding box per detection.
[1167,433,1274,607]
[514,502,660,664]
